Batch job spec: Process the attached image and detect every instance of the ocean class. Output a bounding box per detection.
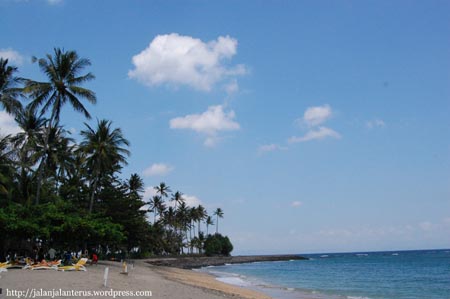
[199,249,450,299]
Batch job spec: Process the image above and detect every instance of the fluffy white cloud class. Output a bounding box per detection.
[0,111,21,136]
[143,186,157,200]
[301,104,332,127]
[128,33,246,91]
[366,119,386,129]
[291,201,303,208]
[183,194,202,207]
[143,163,174,177]
[288,126,341,144]
[258,143,287,153]
[224,79,239,95]
[170,105,240,147]
[0,48,24,65]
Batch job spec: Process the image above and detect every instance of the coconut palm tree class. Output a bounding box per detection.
[11,108,47,204]
[196,205,207,237]
[0,58,23,115]
[154,182,171,201]
[171,191,184,211]
[148,195,163,223]
[214,208,224,234]
[79,119,130,213]
[206,216,214,236]
[127,173,144,197]
[24,48,96,204]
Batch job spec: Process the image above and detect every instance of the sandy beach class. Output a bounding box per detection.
[0,260,272,299]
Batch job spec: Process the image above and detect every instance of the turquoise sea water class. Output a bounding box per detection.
[200,250,450,299]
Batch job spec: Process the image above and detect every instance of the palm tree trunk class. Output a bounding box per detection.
[35,120,52,205]
[89,178,97,213]
[216,215,219,234]
[35,161,44,205]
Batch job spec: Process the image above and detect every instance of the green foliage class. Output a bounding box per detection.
[204,234,234,256]
[0,49,234,260]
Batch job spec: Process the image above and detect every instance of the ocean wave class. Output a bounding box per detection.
[216,276,251,287]
[347,296,372,299]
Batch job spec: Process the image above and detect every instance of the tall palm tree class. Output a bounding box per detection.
[79,119,130,213]
[154,182,171,201]
[24,48,96,204]
[127,173,144,197]
[171,191,184,211]
[38,125,75,192]
[214,208,224,234]
[196,205,207,237]
[11,108,46,204]
[0,58,23,115]
[148,195,163,223]
[206,216,214,236]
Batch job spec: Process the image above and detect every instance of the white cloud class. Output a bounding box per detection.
[0,111,21,136]
[291,201,303,208]
[224,79,239,95]
[366,119,386,129]
[0,48,25,65]
[170,105,240,147]
[301,104,332,127]
[47,0,62,4]
[258,143,287,154]
[143,186,157,200]
[288,126,341,144]
[419,221,433,231]
[128,33,246,91]
[183,194,202,207]
[143,163,174,177]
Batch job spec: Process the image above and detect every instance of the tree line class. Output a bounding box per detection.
[0,48,232,260]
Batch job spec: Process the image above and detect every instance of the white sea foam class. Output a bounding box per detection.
[348,296,372,299]
[320,255,329,258]
[216,276,251,287]
[392,253,399,256]
[355,253,368,257]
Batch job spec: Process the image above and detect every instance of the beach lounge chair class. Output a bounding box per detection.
[1,261,23,270]
[57,258,88,271]
[30,260,61,270]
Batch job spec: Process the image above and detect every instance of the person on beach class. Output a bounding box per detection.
[48,248,56,260]
[91,253,98,265]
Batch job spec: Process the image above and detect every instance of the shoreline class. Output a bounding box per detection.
[144,254,307,269]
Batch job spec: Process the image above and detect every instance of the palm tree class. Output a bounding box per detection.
[206,216,214,236]
[40,125,75,192]
[24,48,96,204]
[127,173,144,197]
[154,182,171,200]
[196,205,207,237]
[148,195,163,223]
[214,208,224,234]
[11,108,47,204]
[79,119,130,213]
[0,58,23,115]
[171,191,184,211]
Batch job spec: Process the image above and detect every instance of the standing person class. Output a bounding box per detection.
[48,248,56,261]
[38,247,44,262]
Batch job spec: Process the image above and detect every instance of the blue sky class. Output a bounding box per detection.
[1,0,449,254]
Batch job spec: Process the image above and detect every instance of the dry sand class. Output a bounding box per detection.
[0,260,272,299]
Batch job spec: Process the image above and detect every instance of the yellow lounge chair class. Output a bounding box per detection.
[57,258,88,271]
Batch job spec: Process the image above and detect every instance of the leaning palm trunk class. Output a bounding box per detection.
[35,122,51,205]
[89,178,98,213]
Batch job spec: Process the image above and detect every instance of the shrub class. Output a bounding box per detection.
[204,233,233,256]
